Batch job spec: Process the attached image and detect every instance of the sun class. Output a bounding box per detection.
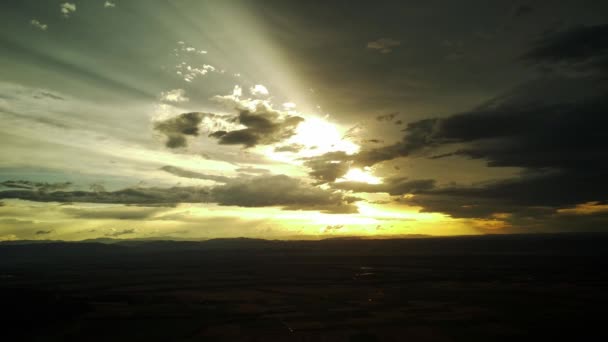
[337,168,382,184]
[288,116,359,156]
[262,114,361,164]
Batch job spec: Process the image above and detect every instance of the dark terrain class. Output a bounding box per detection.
[1,233,607,341]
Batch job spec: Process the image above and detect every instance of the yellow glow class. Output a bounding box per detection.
[0,200,483,240]
[337,168,382,184]
[557,201,608,215]
[289,116,359,156]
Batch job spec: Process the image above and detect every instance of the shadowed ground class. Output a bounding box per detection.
[1,234,607,341]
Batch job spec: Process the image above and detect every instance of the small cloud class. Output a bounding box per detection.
[250,84,269,96]
[106,228,136,237]
[364,139,384,144]
[323,224,344,233]
[376,112,398,122]
[35,230,53,235]
[235,167,270,175]
[30,19,47,31]
[60,3,77,18]
[367,38,401,53]
[175,62,216,82]
[274,143,305,153]
[89,183,106,193]
[160,89,189,103]
[104,1,116,8]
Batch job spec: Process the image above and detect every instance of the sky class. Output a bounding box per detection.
[1,0,607,241]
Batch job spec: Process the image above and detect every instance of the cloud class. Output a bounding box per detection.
[367,38,401,53]
[340,26,608,230]
[160,165,230,183]
[153,112,208,148]
[154,100,304,149]
[210,174,358,214]
[354,79,608,221]
[160,89,189,103]
[235,167,270,175]
[523,24,608,75]
[303,151,352,183]
[323,225,344,233]
[0,175,358,214]
[274,143,305,153]
[104,1,116,8]
[106,228,136,237]
[376,112,398,122]
[333,177,435,196]
[176,63,216,82]
[0,186,211,206]
[209,108,304,148]
[1,180,72,192]
[35,230,53,235]
[30,19,47,31]
[250,84,269,96]
[60,3,76,18]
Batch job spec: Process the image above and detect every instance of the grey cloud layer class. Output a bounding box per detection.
[0,174,357,214]
[209,109,303,147]
[154,106,304,149]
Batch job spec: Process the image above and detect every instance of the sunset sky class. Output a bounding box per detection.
[1,0,607,241]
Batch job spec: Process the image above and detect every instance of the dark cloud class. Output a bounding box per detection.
[0,175,358,214]
[333,177,435,196]
[523,24,608,75]
[35,230,53,235]
[323,224,344,233]
[0,186,211,206]
[235,166,270,174]
[0,180,72,192]
[209,109,304,148]
[154,112,208,148]
[376,112,398,122]
[160,165,230,183]
[105,229,136,237]
[211,174,358,214]
[274,143,305,153]
[34,91,65,101]
[342,26,608,229]
[303,151,352,183]
[360,81,608,220]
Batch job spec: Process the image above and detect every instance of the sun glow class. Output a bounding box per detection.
[338,168,382,184]
[289,116,359,156]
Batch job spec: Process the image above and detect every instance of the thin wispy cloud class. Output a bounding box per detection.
[367,38,401,53]
[30,19,47,31]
